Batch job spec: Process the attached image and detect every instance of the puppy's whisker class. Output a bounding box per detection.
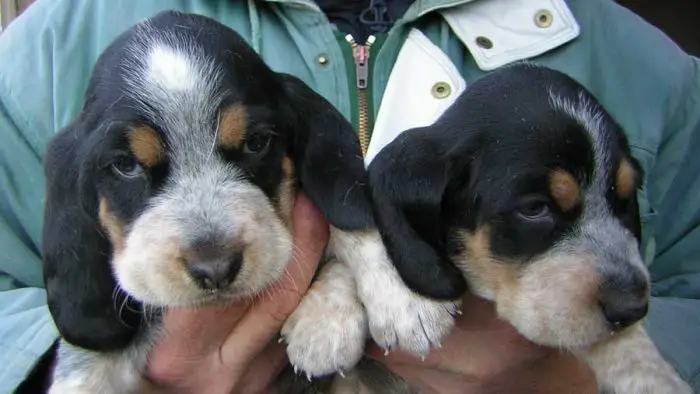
[116,294,133,329]
[207,109,221,163]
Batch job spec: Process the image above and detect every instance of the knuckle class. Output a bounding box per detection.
[268,287,305,323]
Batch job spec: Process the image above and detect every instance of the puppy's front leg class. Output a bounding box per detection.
[48,339,154,394]
[282,245,368,378]
[584,324,692,394]
[330,228,461,358]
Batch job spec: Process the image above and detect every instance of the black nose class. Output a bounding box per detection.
[600,296,649,331]
[598,263,649,331]
[187,252,243,290]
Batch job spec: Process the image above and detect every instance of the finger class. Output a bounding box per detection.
[220,193,329,365]
[146,304,252,383]
[161,303,250,339]
[365,293,546,376]
[232,341,288,394]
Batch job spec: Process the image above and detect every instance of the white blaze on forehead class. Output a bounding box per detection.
[548,89,609,186]
[146,45,196,91]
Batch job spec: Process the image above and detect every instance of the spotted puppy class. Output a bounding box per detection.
[40,10,430,393]
[366,64,693,394]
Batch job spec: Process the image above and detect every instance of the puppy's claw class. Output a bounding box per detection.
[306,373,312,382]
[338,370,346,378]
[365,292,458,359]
[283,267,367,379]
[293,365,299,375]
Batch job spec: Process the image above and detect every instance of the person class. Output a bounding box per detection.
[1,0,698,393]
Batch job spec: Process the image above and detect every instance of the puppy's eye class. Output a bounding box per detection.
[111,156,144,179]
[516,200,551,220]
[243,133,273,156]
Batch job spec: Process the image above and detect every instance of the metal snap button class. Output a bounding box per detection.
[475,36,493,49]
[535,10,553,28]
[431,82,451,99]
[317,54,329,65]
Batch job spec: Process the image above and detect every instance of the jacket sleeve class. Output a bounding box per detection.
[0,3,71,391]
[644,56,700,390]
[0,0,263,391]
[0,91,59,392]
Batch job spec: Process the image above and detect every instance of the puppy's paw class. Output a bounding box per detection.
[363,281,460,357]
[281,283,368,379]
[601,369,693,394]
[48,382,91,394]
[586,325,693,394]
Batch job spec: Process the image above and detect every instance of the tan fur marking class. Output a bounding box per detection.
[457,226,518,298]
[615,158,636,199]
[549,170,581,212]
[276,156,296,229]
[218,105,248,149]
[128,126,165,168]
[98,198,125,255]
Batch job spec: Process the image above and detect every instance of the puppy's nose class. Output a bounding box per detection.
[600,294,648,331]
[187,252,243,290]
[599,262,649,331]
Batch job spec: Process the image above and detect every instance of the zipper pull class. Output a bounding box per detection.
[345,34,376,90]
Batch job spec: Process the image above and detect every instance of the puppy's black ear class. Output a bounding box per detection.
[368,125,470,301]
[278,73,374,230]
[42,120,141,351]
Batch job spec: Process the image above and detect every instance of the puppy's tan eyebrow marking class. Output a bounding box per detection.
[615,158,636,199]
[218,104,248,149]
[128,126,165,167]
[549,169,581,212]
[98,197,125,255]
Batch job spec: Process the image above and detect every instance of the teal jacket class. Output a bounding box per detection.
[1,0,698,392]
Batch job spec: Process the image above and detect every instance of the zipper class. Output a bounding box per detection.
[345,34,376,156]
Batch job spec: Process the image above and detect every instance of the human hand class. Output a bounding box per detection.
[367,292,598,394]
[144,193,329,394]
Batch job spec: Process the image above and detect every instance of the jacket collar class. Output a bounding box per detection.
[264,0,476,16]
[264,0,580,71]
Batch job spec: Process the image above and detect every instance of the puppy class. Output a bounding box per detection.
[366,64,693,394]
[41,10,412,393]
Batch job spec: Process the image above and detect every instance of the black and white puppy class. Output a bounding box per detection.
[366,64,693,394]
[42,10,437,393]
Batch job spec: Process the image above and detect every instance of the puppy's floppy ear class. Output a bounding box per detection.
[368,125,471,300]
[42,119,141,351]
[278,73,374,230]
